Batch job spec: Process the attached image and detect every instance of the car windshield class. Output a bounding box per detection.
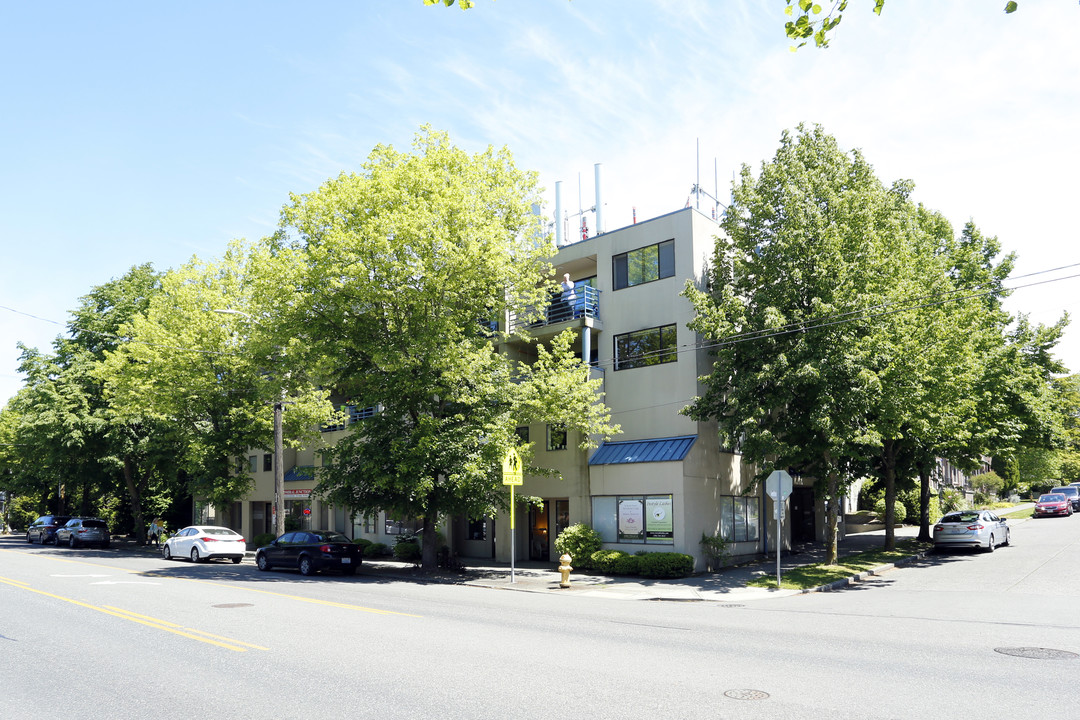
[941,512,979,523]
[1040,494,1066,502]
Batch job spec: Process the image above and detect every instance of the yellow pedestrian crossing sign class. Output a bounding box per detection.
[502,448,523,486]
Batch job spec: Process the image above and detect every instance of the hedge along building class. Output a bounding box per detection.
[213,187,828,567]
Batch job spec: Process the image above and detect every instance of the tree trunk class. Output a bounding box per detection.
[122,456,146,543]
[825,470,839,565]
[916,459,932,543]
[421,486,439,570]
[882,438,897,551]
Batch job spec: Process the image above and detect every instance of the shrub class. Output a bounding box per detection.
[700,531,731,571]
[939,488,965,513]
[353,537,373,550]
[553,523,603,570]
[393,540,421,564]
[367,542,390,557]
[589,550,640,575]
[637,552,694,578]
[6,496,40,532]
[873,498,907,525]
[252,533,276,548]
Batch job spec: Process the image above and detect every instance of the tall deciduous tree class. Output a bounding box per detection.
[685,124,902,564]
[100,243,335,512]
[268,128,618,569]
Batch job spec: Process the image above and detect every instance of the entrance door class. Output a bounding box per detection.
[529,504,550,561]
[790,487,816,543]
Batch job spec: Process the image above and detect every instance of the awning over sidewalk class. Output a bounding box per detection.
[588,435,696,465]
[284,465,316,483]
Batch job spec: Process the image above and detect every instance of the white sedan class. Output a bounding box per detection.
[163,525,247,563]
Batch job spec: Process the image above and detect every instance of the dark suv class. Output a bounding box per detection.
[1050,486,1080,512]
[56,517,111,549]
[26,515,73,545]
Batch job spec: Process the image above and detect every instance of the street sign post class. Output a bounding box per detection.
[502,449,523,582]
[765,470,793,589]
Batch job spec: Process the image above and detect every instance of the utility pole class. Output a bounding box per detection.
[274,399,285,537]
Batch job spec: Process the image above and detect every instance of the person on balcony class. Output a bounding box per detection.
[560,273,577,320]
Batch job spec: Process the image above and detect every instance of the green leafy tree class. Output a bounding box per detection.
[268,128,618,569]
[100,244,336,511]
[784,1,1020,50]
[685,124,904,564]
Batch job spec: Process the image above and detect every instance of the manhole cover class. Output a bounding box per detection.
[724,689,770,701]
[994,647,1078,660]
[212,603,254,609]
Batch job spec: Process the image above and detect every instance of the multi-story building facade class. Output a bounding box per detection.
[210,206,830,568]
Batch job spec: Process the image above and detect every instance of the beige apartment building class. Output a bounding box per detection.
[209,206,827,569]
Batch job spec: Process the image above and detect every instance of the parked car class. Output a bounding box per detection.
[1050,486,1080,511]
[163,525,246,563]
[255,530,363,576]
[55,517,111,549]
[932,510,1009,552]
[25,515,73,545]
[1034,493,1073,518]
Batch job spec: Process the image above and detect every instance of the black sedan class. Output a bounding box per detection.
[255,531,362,576]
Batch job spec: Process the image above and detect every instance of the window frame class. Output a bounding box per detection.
[613,239,675,291]
[613,324,678,371]
[590,494,675,545]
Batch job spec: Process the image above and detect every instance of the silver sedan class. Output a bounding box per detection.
[933,510,1010,552]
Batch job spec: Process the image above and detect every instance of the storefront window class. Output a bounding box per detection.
[591,494,674,545]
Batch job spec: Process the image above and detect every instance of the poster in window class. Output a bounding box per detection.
[645,495,673,540]
[618,498,644,541]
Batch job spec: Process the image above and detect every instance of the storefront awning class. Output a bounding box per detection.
[588,435,696,465]
[284,465,316,483]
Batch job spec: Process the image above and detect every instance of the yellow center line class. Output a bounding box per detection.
[4,547,421,618]
[103,607,270,650]
[0,576,254,652]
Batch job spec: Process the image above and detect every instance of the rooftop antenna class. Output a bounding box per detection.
[691,137,727,219]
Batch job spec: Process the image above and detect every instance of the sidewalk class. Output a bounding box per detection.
[118,517,1027,602]
[355,524,928,602]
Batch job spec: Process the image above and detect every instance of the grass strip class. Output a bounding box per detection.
[747,538,933,590]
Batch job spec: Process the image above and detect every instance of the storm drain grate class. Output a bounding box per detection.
[724,689,770,701]
[212,603,254,609]
[994,647,1078,660]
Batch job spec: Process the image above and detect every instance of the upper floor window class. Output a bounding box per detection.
[614,324,677,370]
[263,453,273,472]
[547,424,567,451]
[613,239,674,290]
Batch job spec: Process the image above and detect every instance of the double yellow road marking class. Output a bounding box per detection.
[0,575,265,652]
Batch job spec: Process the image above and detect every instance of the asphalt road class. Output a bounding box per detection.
[2,513,1079,719]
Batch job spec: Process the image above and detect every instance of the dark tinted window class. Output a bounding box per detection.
[84,520,108,529]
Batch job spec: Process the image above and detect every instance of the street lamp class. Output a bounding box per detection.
[210,308,286,537]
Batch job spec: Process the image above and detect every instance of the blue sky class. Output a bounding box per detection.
[3,1,1079,404]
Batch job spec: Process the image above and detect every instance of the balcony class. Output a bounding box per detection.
[509,285,601,335]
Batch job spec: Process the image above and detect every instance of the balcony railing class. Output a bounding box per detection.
[509,285,600,332]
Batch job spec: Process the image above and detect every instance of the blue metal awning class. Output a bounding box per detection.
[588,435,697,465]
[284,465,316,483]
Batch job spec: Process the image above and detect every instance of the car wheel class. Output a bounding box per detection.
[985,533,995,552]
[69,535,77,549]
[191,547,201,563]
[26,533,32,544]
[163,545,172,560]
[298,555,315,576]
[1002,528,1011,547]
[256,553,271,571]
[231,557,242,564]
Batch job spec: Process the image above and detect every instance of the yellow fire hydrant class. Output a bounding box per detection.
[558,553,573,589]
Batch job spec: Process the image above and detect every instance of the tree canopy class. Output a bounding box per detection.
[263,127,618,568]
